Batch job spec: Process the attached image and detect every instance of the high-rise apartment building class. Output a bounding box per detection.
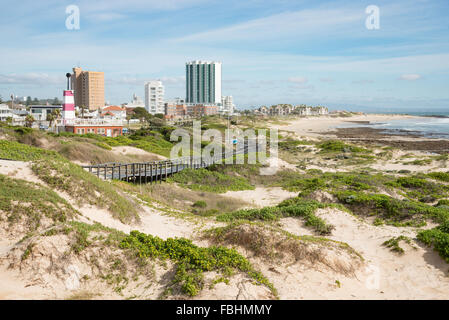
[185,61,222,104]
[71,67,105,111]
[144,80,165,115]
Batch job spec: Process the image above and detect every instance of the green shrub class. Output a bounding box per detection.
[318,140,369,153]
[418,221,449,262]
[119,230,276,297]
[0,174,78,233]
[192,200,207,208]
[382,236,414,254]
[217,198,335,235]
[335,190,449,227]
[168,168,254,193]
[95,142,112,150]
[428,172,449,183]
[0,139,57,161]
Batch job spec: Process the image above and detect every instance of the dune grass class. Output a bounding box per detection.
[0,139,139,223]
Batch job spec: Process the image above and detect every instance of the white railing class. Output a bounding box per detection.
[56,118,125,126]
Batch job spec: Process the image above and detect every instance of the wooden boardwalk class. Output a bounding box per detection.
[82,144,252,183]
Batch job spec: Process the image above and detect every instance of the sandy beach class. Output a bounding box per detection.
[269,114,421,138]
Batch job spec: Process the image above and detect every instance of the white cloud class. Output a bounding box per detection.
[320,77,334,83]
[352,79,374,85]
[399,74,421,81]
[288,77,308,84]
[0,73,64,85]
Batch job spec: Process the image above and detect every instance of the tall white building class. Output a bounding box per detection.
[221,96,235,114]
[145,81,165,114]
[186,61,222,104]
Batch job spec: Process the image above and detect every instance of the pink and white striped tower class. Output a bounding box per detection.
[62,73,75,123]
[62,90,75,121]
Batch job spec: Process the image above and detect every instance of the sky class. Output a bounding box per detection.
[0,0,448,112]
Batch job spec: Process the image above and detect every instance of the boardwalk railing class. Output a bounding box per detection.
[82,144,253,183]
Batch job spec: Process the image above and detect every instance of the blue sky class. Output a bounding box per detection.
[0,0,448,111]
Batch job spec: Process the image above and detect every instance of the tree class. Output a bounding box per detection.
[46,112,55,128]
[126,114,132,129]
[26,96,32,106]
[5,117,12,125]
[52,97,60,105]
[0,94,3,103]
[80,105,87,118]
[53,109,61,127]
[32,97,39,105]
[132,107,151,123]
[25,114,35,128]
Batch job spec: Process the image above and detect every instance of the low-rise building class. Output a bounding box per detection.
[64,120,123,137]
[30,105,62,121]
[0,104,14,122]
[101,105,127,120]
[165,103,187,119]
[187,104,219,117]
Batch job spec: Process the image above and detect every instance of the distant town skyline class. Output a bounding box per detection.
[0,0,448,111]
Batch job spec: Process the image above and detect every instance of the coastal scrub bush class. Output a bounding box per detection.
[335,190,449,227]
[192,200,207,208]
[427,172,449,183]
[31,157,139,223]
[0,139,56,161]
[0,174,77,234]
[387,176,449,201]
[119,230,276,297]
[418,221,449,262]
[382,236,414,254]
[217,198,335,235]
[318,140,369,153]
[168,168,254,193]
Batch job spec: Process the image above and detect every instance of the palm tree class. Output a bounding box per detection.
[80,105,87,118]
[25,114,35,128]
[46,112,55,128]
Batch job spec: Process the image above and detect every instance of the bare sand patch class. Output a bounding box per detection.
[279,207,449,299]
[221,187,297,208]
[111,146,166,160]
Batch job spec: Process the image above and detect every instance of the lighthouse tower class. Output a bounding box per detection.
[62,73,75,122]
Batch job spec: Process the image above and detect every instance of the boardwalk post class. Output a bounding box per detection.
[125,164,128,182]
[97,166,100,178]
[165,162,168,180]
[104,165,107,180]
[118,164,121,180]
[159,162,162,183]
[112,165,114,180]
[150,163,153,183]
[139,164,142,184]
[132,163,135,182]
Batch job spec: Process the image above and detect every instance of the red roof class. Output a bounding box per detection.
[103,105,125,111]
[100,111,115,117]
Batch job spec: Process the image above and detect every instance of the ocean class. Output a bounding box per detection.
[337,115,449,139]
